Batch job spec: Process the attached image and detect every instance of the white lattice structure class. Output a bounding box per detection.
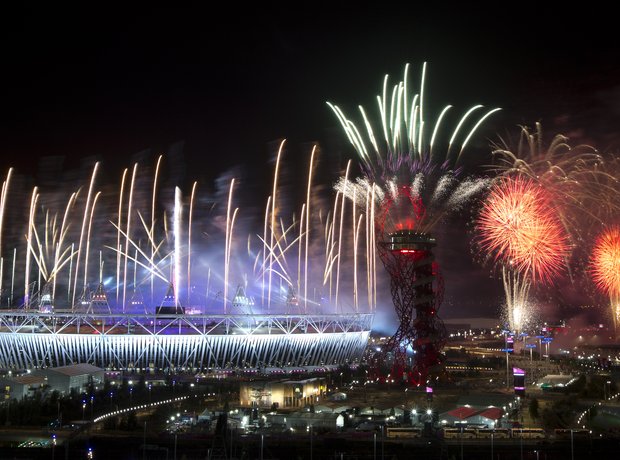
[0,311,373,370]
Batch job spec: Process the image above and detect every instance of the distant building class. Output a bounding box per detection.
[439,406,504,428]
[537,374,576,390]
[440,393,515,429]
[329,392,347,401]
[456,393,514,410]
[1,374,46,400]
[439,406,479,425]
[35,363,104,394]
[444,323,472,334]
[239,377,326,408]
[466,407,504,427]
[285,412,339,430]
[443,317,499,331]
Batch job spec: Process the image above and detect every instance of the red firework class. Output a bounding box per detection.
[590,226,620,299]
[476,176,570,283]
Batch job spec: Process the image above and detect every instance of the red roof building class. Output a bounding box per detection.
[446,406,480,420]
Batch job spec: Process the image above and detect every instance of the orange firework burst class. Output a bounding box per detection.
[590,226,620,299]
[490,124,620,242]
[476,176,570,283]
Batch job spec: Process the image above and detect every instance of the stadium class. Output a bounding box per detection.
[0,152,377,373]
[0,309,372,371]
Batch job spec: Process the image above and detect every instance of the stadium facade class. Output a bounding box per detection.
[0,311,373,371]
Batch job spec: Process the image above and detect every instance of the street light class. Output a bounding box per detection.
[373,431,377,460]
[82,401,86,421]
[310,425,313,460]
[142,421,147,460]
[604,380,611,400]
[381,424,385,460]
[459,423,464,460]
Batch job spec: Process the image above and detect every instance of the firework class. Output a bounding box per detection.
[488,124,620,333]
[0,137,376,323]
[329,62,499,384]
[476,176,570,284]
[0,150,374,370]
[328,62,501,181]
[331,61,498,235]
[330,62,499,235]
[590,226,620,332]
[502,267,532,333]
[475,175,571,336]
[491,123,620,243]
[335,170,490,236]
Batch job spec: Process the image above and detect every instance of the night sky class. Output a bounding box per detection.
[1,6,619,331]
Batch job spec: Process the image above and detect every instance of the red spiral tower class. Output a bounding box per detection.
[375,185,447,385]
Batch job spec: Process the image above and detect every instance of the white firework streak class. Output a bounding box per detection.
[327,62,501,177]
[502,266,532,334]
[430,174,456,205]
[411,173,424,198]
[445,177,491,210]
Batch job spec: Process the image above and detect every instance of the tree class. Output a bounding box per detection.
[119,412,138,431]
[589,406,598,420]
[540,397,575,430]
[570,374,586,394]
[103,416,118,430]
[529,398,539,419]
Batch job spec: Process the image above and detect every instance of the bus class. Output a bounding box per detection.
[442,428,477,439]
[386,427,422,439]
[511,428,545,439]
[476,428,510,439]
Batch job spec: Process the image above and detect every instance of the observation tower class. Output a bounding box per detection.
[376,186,446,385]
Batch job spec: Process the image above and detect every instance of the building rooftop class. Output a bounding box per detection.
[477,407,504,421]
[288,412,338,420]
[1,374,46,385]
[446,406,480,420]
[46,363,104,377]
[539,374,574,383]
[281,377,323,384]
